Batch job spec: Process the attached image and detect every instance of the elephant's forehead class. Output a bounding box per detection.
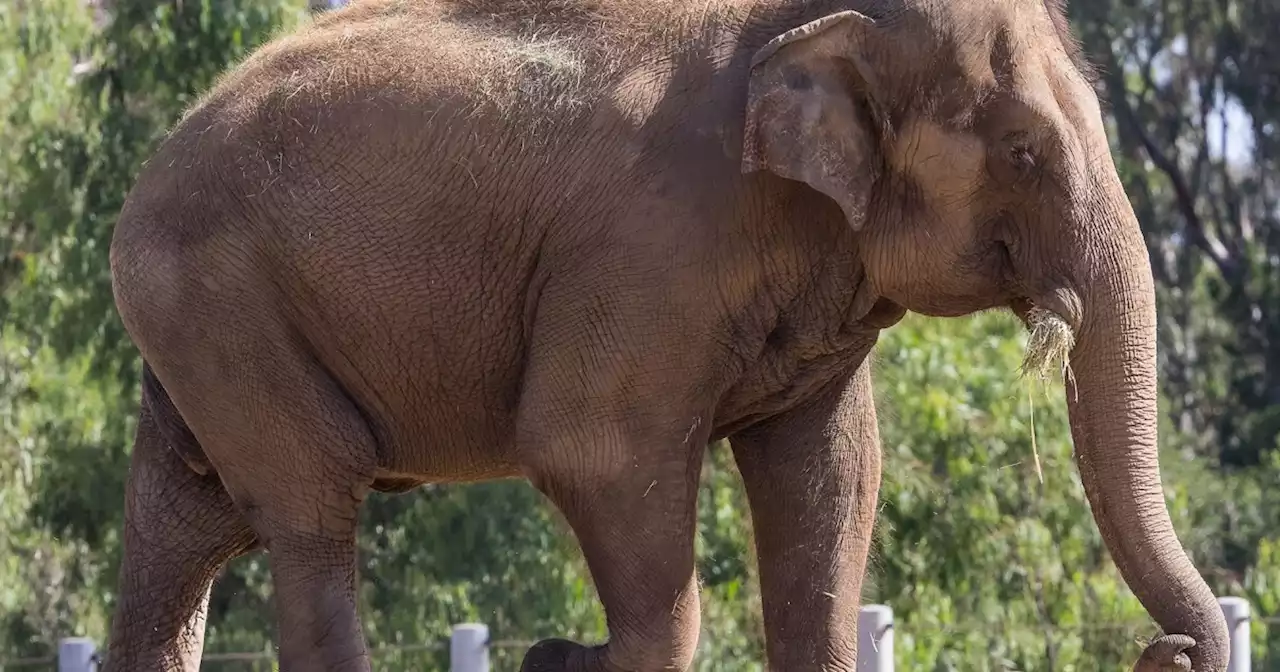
[920,0,1065,91]
[925,0,1059,41]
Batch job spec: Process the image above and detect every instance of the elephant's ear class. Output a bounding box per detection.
[741,10,886,230]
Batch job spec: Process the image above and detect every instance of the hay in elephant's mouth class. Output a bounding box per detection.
[1016,305,1077,486]
[1019,306,1075,382]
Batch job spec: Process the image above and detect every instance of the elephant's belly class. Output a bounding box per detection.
[331,352,526,484]
[292,281,532,484]
[279,210,546,483]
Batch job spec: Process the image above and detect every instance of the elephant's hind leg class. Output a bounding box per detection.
[104,402,257,672]
[175,341,380,672]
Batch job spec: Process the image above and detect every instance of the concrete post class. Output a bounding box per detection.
[57,637,97,672]
[450,623,489,672]
[858,604,894,671]
[1220,596,1251,672]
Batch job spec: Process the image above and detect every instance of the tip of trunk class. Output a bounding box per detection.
[1132,625,1228,672]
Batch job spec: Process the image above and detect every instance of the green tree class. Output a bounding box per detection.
[0,0,311,659]
[1068,0,1280,659]
[870,312,1158,671]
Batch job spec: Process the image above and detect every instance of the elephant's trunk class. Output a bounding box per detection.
[1063,215,1228,670]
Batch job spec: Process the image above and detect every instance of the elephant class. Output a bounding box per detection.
[103,0,1229,669]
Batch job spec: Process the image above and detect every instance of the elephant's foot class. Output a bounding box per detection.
[520,637,700,672]
[519,639,599,672]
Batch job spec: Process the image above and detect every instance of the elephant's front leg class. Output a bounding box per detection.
[730,362,882,671]
[519,420,706,672]
[512,280,717,672]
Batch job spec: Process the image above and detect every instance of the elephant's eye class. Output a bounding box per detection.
[986,131,1039,185]
[1007,140,1036,171]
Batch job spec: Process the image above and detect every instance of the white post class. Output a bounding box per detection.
[858,604,894,671]
[1220,596,1251,672]
[57,637,97,672]
[450,623,489,672]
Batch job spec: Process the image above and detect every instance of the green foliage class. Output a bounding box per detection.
[354,481,603,670]
[871,312,1155,670]
[0,0,309,660]
[1244,532,1280,665]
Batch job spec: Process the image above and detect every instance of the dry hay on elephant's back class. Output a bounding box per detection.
[430,0,752,117]
[183,0,752,136]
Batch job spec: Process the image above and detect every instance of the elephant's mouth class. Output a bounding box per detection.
[1009,296,1039,327]
[1009,295,1079,379]
[996,236,1082,337]
[1009,289,1082,334]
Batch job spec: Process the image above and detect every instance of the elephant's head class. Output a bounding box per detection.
[741,1,1228,669]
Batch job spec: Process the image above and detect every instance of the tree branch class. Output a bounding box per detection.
[1106,71,1240,282]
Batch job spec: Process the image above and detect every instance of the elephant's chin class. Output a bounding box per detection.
[1010,297,1076,381]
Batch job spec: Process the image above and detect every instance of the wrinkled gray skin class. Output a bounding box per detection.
[104,0,1228,670]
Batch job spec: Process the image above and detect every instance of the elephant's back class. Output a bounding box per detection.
[191,0,626,134]
[184,0,760,135]
[111,0,758,481]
